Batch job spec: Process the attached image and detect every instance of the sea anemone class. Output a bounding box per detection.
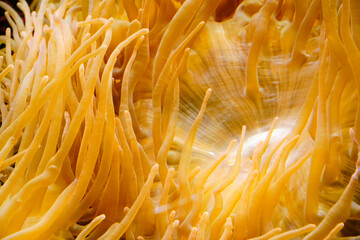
[1,0,360,239]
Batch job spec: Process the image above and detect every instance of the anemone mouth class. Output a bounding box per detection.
[0,0,360,239]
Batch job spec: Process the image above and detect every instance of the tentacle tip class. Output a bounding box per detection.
[124,110,131,117]
[199,21,206,27]
[350,128,355,139]
[19,30,26,37]
[350,128,360,150]
[152,163,159,173]
[42,75,49,82]
[308,224,317,230]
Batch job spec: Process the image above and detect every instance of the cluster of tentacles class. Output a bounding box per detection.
[1,0,360,239]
